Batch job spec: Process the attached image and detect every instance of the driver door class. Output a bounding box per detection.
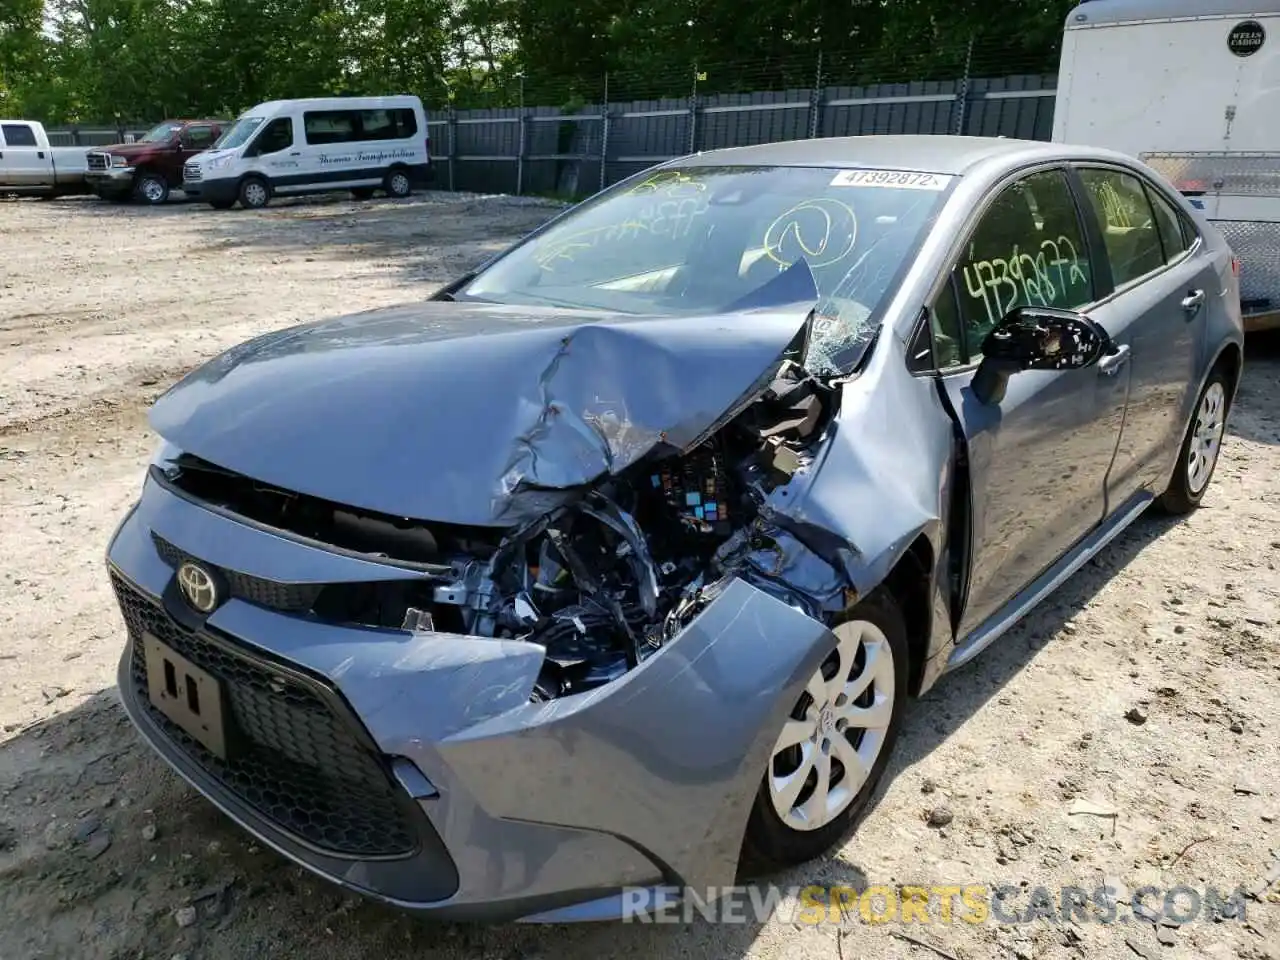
[933,166,1130,635]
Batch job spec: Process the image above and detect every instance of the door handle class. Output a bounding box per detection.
[1098,343,1130,376]
[1181,289,1205,313]
[289,151,301,156]
[38,150,44,159]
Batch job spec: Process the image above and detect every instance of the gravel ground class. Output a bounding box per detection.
[0,191,1278,960]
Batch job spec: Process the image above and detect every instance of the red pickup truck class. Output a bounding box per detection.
[85,119,227,204]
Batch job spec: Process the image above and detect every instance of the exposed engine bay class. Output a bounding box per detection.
[161,358,838,703]
[409,359,834,701]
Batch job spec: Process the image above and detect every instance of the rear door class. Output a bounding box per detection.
[1070,163,1214,505]
[932,165,1129,635]
[0,122,53,186]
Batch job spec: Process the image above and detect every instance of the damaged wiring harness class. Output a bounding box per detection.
[398,360,839,701]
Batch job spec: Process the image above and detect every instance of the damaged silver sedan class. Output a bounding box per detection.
[107,135,1243,921]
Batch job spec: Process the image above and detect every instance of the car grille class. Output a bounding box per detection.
[87,152,110,172]
[111,571,420,859]
[183,163,202,182]
[151,533,323,613]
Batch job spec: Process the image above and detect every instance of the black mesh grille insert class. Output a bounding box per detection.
[111,571,419,859]
[151,534,324,614]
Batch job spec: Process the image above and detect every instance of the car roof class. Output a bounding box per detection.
[673,134,1132,177]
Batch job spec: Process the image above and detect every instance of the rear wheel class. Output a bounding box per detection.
[133,172,169,205]
[1157,367,1230,515]
[743,588,908,868]
[384,167,412,199]
[238,176,271,210]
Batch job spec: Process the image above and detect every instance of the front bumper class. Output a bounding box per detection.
[106,473,835,921]
[86,169,134,193]
[182,175,238,204]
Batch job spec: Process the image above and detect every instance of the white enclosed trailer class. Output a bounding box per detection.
[1053,0,1280,331]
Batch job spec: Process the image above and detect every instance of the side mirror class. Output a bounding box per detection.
[972,306,1109,405]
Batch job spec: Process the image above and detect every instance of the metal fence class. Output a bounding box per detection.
[428,73,1057,198]
[45,127,150,147]
[46,41,1061,199]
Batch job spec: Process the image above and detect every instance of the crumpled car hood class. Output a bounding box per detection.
[149,298,813,527]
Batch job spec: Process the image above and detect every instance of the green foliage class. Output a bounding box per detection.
[0,0,1077,123]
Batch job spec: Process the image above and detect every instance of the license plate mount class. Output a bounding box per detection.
[142,633,229,760]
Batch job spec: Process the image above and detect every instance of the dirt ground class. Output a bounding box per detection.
[1,191,1278,960]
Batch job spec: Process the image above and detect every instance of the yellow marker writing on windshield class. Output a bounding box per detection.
[762,198,858,268]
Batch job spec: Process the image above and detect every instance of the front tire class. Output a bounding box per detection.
[133,172,169,205]
[384,167,412,199]
[1157,367,1230,515]
[743,587,909,869]
[238,176,271,209]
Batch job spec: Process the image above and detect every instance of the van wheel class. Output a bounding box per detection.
[134,172,169,205]
[384,168,412,199]
[351,188,376,201]
[239,177,271,209]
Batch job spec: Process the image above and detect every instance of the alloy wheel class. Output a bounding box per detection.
[1187,381,1226,495]
[767,619,896,832]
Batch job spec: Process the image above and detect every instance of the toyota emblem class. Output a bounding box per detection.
[177,561,220,614]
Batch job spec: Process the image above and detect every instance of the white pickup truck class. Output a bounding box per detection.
[0,120,91,197]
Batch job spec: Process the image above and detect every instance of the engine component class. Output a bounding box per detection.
[363,368,833,702]
[649,441,734,535]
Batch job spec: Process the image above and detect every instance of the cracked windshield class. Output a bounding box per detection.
[462,165,951,374]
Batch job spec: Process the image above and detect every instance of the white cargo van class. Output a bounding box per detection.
[182,95,431,210]
[1054,0,1280,331]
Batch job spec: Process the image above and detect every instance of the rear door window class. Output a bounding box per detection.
[303,111,358,145]
[1077,168,1166,286]
[1144,182,1192,262]
[359,109,417,140]
[1,124,37,147]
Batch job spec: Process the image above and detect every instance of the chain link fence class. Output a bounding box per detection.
[47,34,1062,199]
